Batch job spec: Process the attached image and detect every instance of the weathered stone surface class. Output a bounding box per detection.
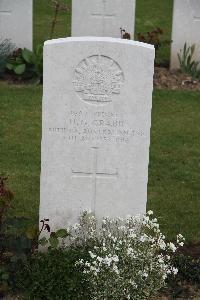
[0,0,32,50]
[171,0,200,69]
[72,0,136,39]
[40,37,154,230]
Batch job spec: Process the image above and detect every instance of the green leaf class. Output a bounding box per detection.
[6,63,14,70]
[55,229,69,238]
[22,48,33,63]
[14,64,26,75]
[2,273,9,281]
[49,236,59,248]
[39,237,48,246]
[16,57,23,64]
[35,44,43,56]
[26,225,38,240]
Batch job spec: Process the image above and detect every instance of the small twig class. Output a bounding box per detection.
[50,0,69,39]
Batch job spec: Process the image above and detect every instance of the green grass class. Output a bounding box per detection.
[1,82,200,242]
[33,0,71,47]
[33,0,173,64]
[148,90,200,241]
[135,0,173,63]
[0,83,42,224]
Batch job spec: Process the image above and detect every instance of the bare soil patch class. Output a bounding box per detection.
[154,67,200,91]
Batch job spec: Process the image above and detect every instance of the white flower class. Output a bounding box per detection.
[85,262,91,267]
[147,210,153,215]
[143,271,148,278]
[158,240,166,250]
[89,251,96,259]
[172,267,178,275]
[177,233,184,239]
[158,257,164,264]
[97,256,103,263]
[168,242,177,252]
[113,265,119,274]
[127,247,133,255]
[140,235,147,242]
[75,259,84,266]
[113,255,119,263]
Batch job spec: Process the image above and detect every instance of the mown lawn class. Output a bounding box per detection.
[1,82,199,242]
[33,0,173,64]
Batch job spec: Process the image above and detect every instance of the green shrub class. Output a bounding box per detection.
[172,254,200,283]
[16,248,90,300]
[6,44,43,84]
[137,27,171,65]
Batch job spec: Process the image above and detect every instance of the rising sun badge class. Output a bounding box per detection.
[73,55,124,104]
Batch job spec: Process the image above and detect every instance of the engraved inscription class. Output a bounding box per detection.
[73,55,124,104]
[71,147,118,213]
[48,110,145,145]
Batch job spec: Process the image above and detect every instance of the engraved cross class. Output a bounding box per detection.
[71,147,118,214]
[91,0,116,35]
[0,5,11,16]
[193,14,200,22]
[0,9,11,16]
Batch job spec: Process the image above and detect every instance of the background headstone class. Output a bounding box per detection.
[0,0,33,50]
[171,0,200,69]
[40,37,154,230]
[72,0,136,39]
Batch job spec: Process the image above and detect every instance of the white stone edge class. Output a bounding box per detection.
[44,37,154,50]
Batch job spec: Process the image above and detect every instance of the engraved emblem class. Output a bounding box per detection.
[73,55,124,104]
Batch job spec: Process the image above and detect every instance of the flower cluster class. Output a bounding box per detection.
[70,211,184,300]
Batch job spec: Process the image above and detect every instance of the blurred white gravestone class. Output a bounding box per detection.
[40,37,154,230]
[171,0,200,69]
[0,0,32,50]
[72,0,136,39]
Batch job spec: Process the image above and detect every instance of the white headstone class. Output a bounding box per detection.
[171,0,200,69]
[72,0,136,39]
[0,0,32,50]
[40,37,154,230]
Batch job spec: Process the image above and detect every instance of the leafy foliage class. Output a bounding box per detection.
[16,248,90,300]
[172,254,200,283]
[178,43,200,80]
[137,27,171,65]
[6,45,43,84]
[0,177,39,297]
